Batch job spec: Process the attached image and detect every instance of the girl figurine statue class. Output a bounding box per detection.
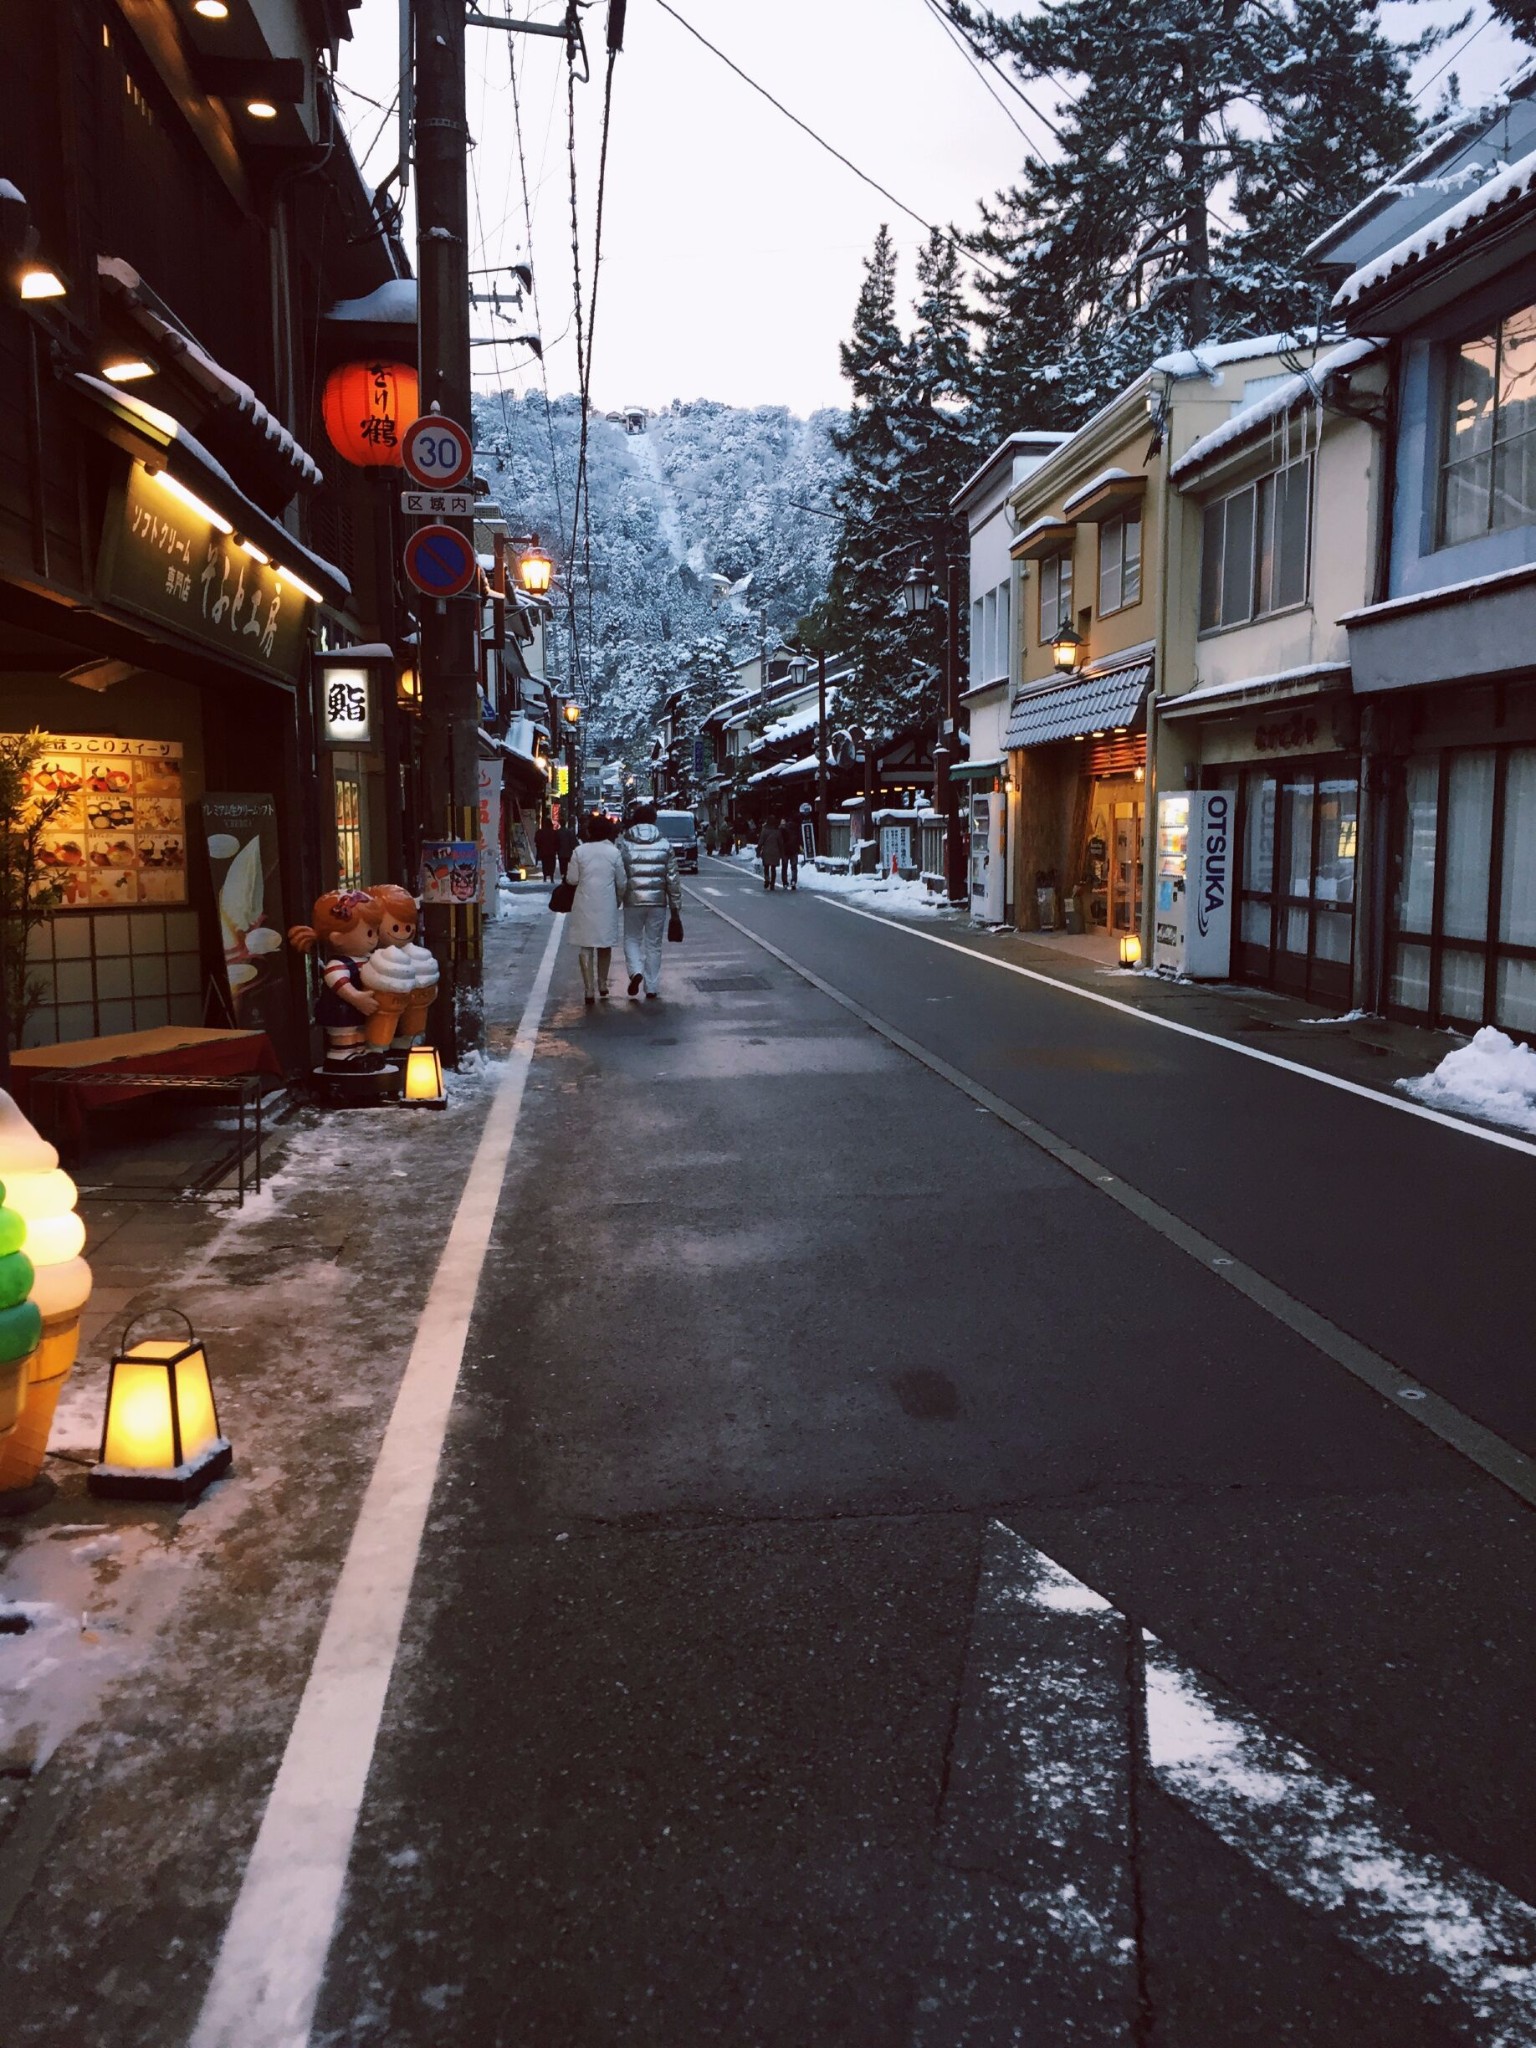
[287,890,388,1072]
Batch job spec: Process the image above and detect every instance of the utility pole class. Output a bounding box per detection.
[414,0,481,1062]
[815,647,828,856]
[942,556,966,906]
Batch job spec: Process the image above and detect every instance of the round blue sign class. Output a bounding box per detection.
[403,523,478,599]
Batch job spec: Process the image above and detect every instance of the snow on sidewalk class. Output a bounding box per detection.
[1397,1026,1536,1135]
[794,861,962,919]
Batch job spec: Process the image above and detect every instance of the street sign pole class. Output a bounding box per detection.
[414,0,482,1063]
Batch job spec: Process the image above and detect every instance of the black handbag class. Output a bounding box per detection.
[550,879,576,913]
[667,911,684,943]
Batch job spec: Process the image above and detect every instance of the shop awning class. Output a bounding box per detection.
[70,375,351,609]
[1004,659,1152,750]
[951,756,1005,780]
[480,728,550,799]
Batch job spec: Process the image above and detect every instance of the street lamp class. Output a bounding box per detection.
[788,653,810,689]
[562,701,582,727]
[902,563,935,617]
[1052,621,1086,674]
[517,542,554,597]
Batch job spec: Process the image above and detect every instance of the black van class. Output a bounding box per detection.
[657,809,700,873]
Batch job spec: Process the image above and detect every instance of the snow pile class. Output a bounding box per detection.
[796,862,961,919]
[1397,1026,1536,1133]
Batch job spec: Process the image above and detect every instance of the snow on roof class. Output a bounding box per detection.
[951,430,1071,512]
[1152,331,1318,380]
[326,279,418,326]
[1061,467,1142,518]
[1169,338,1381,482]
[100,257,324,490]
[751,687,839,752]
[1332,145,1536,311]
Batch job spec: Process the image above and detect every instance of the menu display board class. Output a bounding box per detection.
[24,735,187,908]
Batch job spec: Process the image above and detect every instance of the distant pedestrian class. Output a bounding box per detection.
[556,816,579,877]
[757,816,784,890]
[564,813,626,1005]
[779,815,799,892]
[620,800,682,999]
[534,816,559,883]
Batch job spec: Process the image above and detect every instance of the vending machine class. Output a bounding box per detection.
[1153,789,1233,977]
[969,791,1006,923]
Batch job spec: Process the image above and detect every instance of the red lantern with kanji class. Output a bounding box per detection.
[321,360,420,469]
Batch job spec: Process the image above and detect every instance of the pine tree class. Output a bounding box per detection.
[948,0,1437,437]
[825,226,920,741]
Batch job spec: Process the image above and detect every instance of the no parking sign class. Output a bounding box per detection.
[403,523,479,600]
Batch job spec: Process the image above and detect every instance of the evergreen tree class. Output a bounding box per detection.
[948,0,1438,437]
[825,227,983,743]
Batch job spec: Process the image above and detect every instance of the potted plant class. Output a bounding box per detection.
[0,730,66,1058]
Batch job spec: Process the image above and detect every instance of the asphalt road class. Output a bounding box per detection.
[308,875,1536,2048]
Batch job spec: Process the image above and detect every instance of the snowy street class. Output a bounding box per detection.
[7,887,1536,2045]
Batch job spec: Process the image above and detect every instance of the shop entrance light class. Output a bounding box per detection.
[90,1312,230,1502]
[194,0,231,16]
[19,266,67,301]
[1052,621,1085,674]
[901,563,934,617]
[102,356,155,383]
[246,99,278,120]
[404,1045,446,1108]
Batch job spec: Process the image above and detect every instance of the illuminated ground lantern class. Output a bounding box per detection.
[404,1044,446,1108]
[90,1313,230,1503]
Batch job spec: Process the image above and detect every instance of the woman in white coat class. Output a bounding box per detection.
[564,814,627,1004]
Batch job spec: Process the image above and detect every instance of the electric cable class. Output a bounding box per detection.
[1412,12,1492,104]
[920,0,1065,147]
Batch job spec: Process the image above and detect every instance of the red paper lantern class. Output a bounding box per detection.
[321,360,419,469]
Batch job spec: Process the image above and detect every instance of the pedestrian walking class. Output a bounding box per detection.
[620,800,682,999]
[534,815,559,884]
[779,814,799,892]
[757,816,784,890]
[556,815,579,878]
[564,813,626,1005]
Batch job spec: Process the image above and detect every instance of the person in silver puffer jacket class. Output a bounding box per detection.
[619,803,683,998]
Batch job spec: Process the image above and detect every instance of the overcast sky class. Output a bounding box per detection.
[334,0,1524,420]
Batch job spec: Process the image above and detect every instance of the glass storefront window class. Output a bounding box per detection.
[1387,742,1536,1038]
[1234,760,1356,1001]
[334,766,363,892]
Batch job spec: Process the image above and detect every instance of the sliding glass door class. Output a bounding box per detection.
[1231,762,1358,1004]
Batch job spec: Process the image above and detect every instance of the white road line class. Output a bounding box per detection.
[986,1530,1536,2045]
[686,888,1536,1510]
[189,918,563,2048]
[816,896,1536,1162]
[1144,1631,1536,2041]
[917,1523,1141,2044]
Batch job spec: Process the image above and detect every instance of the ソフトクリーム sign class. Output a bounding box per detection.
[98,463,309,682]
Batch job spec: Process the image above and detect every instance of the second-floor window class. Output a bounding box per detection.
[1440,305,1536,547]
[1039,550,1073,642]
[1199,458,1310,631]
[1098,511,1142,615]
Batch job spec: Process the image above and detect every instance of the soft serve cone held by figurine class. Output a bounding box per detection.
[0,1092,91,1491]
[359,945,414,1048]
[368,884,439,1048]
[287,890,388,1072]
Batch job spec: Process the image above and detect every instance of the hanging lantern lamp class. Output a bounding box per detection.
[321,360,420,469]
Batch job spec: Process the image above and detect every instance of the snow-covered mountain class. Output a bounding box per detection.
[475,393,844,748]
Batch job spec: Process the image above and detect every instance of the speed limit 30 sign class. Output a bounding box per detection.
[401,414,473,492]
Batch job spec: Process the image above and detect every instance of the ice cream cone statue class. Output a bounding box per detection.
[288,889,388,1072]
[0,1184,42,1441]
[359,945,414,1047]
[0,1092,91,1493]
[367,883,440,1048]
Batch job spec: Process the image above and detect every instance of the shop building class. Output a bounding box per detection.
[1317,78,1536,1038]
[1,1,407,1068]
[1003,337,1321,941]
[951,432,1066,922]
[1161,341,1391,1006]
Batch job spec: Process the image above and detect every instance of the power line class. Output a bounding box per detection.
[918,0,1037,150]
[650,0,943,243]
[1412,11,1492,104]
[922,0,1067,146]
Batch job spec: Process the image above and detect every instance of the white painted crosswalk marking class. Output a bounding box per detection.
[926,1525,1536,2045]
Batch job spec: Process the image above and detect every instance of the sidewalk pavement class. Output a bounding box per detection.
[0,904,551,2042]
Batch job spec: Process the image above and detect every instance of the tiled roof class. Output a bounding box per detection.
[1003,659,1152,750]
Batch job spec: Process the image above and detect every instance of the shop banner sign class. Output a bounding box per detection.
[200,794,293,1043]
[477,760,502,908]
[98,462,308,683]
[23,734,186,908]
[321,667,372,747]
[419,839,480,904]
